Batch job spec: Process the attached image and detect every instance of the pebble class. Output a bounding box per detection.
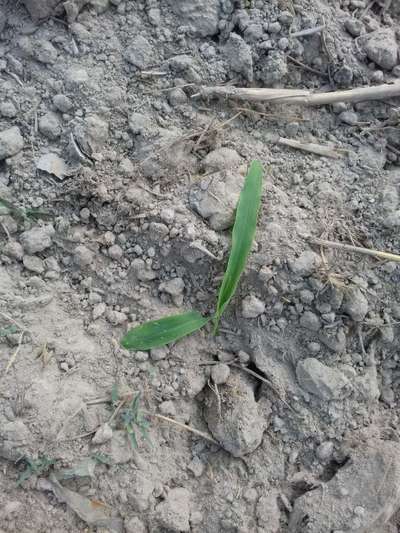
[204,371,267,457]
[316,441,334,461]
[344,17,363,37]
[129,112,150,135]
[342,287,368,322]
[92,423,113,444]
[338,110,359,125]
[334,65,354,87]
[53,94,73,113]
[168,88,187,106]
[223,32,253,81]
[93,302,106,320]
[108,244,123,260]
[153,488,191,532]
[39,112,62,140]
[0,126,24,160]
[0,101,17,118]
[211,363,230,385]
[289,251,321,277]
[106,310,127,325]
[362,29,399,70]
[125,517,146,533]
[296,358,350,400]
[150,347,168,361]
[125,35,154,69]
[3,241,23,261]
[242,294,265,319]
[256,491,280,531]
[202,147,241,173]
[20,225,55,254]
[73,245,94,267]
[23,255,44,274]
[300,311,321,331]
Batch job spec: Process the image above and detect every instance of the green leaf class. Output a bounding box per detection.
[214,160,263,332]
[121,311,209,351]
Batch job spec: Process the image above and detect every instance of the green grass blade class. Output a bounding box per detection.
[121,311,209,351]
[214,160,263,331]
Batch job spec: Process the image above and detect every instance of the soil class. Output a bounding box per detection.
[1,0,400,532]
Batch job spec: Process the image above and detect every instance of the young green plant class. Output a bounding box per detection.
[121,160,263,351]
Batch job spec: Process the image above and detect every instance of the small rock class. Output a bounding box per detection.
[125,36,154,69]
[110,431,133,464]
[73,245,94,267]
[92,302,106,320]
[108,244,123,260]
[202,148,241,173]
[3,241,23,261]
[0,101,17,118]
[168,0,220,36]
[316,441,334,461]
[338,110,359,125]
[125,517,146,533]
[22,0,61,20]
[153,488,191,532]
[256,491,280,531]
[134,351,149,362]
[39,112,62,140]
[53,94,73,113]
[159,400,176,416]
[204,371,267,457]
[23,255,44,274]
[289,440,400,532]
[296,358,350,400]
[211,363,230,385]
[106,310,127,325]
[363,29,399,70]
[20,225,54,254]
[92,423,112,444]
[242,295,265,319]
[168,88,187,106]
[31,39,58,64]
[0,420,32,461]
[37,153,69,180]
[129,112,150,135]
[90,0,109,13]
[334,65,354,87]
[150,347,168,361]
[159,277,185,305]
[344,17,364,37]
[342,287,368,322]
[257,51,287,86]
[0,126,24,160]
[300,311,321,331]
[118,157,134,176]
[289,251,321,276]
[223,33,253,82]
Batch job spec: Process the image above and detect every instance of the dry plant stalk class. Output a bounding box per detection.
[278,137,345,158]
[195,82,400,106]
[309,237,400,263]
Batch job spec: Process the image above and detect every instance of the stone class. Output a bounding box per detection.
[22,0,61,20]
[202,148,241,173]
[130,258,157,281]
[168,88,187,106]
[19,37,57,64]
[118,158,134,176]
[256,491,280,531]
[0,420,32,461]
[92,302,106,320]
[73,245,94,267]
[296,358,350,400]
[0,127,24,160]
[211,363,230,385]
[23,255,44,274]
[257,51,287,86]
[106,310,127,325]
[129,112,150,135]
[130,472,154,511]
[223,33,253,82]
[92,423,112,444]
[3,241,23,261]
[204,371,267,457]
[20,225,55,254]
[39,112,62,140]
[125,517,146,533]
[342,287,368,322]
[37,153,69,180]
[316,441,334,461]
[289,251,321,276]
[168,0,220,36]
[0,102,17,118]
[150,347,168,361]
[53,94,73,113]
[153,488,191,532]
[189,170,244,230]
[289,440,400,533]
[125,36,154,69]
[108,244,123,260]
[363,29,399,70]
[242,295,265,319]
[90,0,109,13]
[344,17,364,37]
[339,110,359,125]
[299,311,321,331]
[334,65,354,87]
[110,431,133,463]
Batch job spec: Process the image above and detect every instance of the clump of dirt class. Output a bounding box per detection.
[1,0,400,531]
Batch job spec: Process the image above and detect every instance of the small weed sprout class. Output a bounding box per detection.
[17,456,56,486]
[121,160,263,351]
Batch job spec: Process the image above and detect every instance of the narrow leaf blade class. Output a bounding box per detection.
[121,311,209,351]
[214,160,263,330]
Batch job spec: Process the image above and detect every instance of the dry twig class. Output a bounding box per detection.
[309,237,400,263]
